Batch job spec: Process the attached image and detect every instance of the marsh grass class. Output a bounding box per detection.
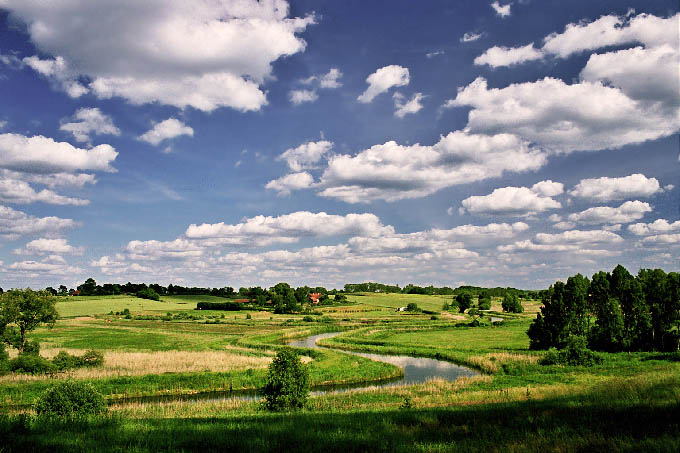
[467,352,540,374]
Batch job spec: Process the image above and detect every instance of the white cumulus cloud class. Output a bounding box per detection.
[357,65,410,103]
[393,92,425,118]
[567,200,652,225]
[14,238,83,255]
[461,181,563,216]
[277,140,333,172]
[5,0,314,112]
[265,172,315,196]
[0,205,76,239]
[474,43,543,67]
[139,118,194,146]
[490,1,511,17]
[60,108,120,143]
[0,133,117,173]
[569,174,664,201]
[316,132,546,203]
[289,89,318,105]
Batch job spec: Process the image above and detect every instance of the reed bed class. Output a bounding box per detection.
[1,349,272,382]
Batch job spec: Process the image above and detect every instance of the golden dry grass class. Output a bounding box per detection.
[467,352,540,374]
[1,349,272,382]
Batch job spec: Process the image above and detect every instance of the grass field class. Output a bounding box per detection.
[1,293,678,451]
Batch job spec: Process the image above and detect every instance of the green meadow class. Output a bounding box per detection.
[1,293,678,452]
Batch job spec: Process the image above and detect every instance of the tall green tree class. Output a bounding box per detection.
[0,289,58,353]
[620,278,652,351]
[528,282,570,349]
[564,274,589,338]
[77,278,98,296]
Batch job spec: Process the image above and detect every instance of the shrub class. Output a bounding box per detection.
[52,351,84,371]
[478,297,492,310]
[136,287,160,301]
[261,348,310,411]
[406,303,420,312]
[81,350,104,367]
[22,340,41,356]
[35,381,106,417]
[196,301,243,311]
[302,315,315,322]
[0,345,9,374]
[9,354,57,374]
[246,313,252,320]
[540,336,602,366]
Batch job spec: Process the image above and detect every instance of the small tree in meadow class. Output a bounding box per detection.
[0,289,57,354]
[456,293,473,313]
[261,348,310,411]
[502,293,523,313]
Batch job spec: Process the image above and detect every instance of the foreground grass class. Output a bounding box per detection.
[2,371,678,452]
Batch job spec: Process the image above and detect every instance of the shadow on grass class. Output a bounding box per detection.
[2,392,679,452]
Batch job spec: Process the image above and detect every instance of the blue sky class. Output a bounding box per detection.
[0,0,678,290]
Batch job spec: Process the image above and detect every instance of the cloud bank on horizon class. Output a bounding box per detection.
[0,0,677,290]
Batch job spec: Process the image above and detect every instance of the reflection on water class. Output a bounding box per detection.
[289,331,478,390]
[116,330,478,406]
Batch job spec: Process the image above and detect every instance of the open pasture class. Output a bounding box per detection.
[1,292,678,452]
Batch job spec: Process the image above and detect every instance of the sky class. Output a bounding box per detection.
[0,0,678,290]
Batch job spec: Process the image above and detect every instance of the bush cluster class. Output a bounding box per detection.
[8,350,105,375]
[196,301,245,311]
[540,336,603,367]
[9,354,56,374]
[52,350,104,371]
[136,287,160,301]
[35,381,106,417]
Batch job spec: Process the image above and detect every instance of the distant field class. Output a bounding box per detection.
[55,294,229,318]
[346,292,452,311]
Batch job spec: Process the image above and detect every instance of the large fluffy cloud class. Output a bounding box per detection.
[357,65,410,103]
[14,238,83,255]
[3,0,314,111]
[628,219,680,236]
[460,181,563,216]
[446,77,678,153]
[0,132,116,206]
[567,200,652,225]
[475,12,678,67]
[316,132,546,203]
[456,13,679,154]
[185,211,393,244]
[569,174,664,201]
[0,133,117,174]
[0,205,76,239]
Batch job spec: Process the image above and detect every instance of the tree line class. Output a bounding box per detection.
[528,265,680,352]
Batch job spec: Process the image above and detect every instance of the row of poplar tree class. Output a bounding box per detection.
[528,265,680,352]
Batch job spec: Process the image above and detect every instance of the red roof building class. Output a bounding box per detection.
[309,293,322,304]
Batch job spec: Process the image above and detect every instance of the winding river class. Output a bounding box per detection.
[288,331,478,391]
[116,330,477,405]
